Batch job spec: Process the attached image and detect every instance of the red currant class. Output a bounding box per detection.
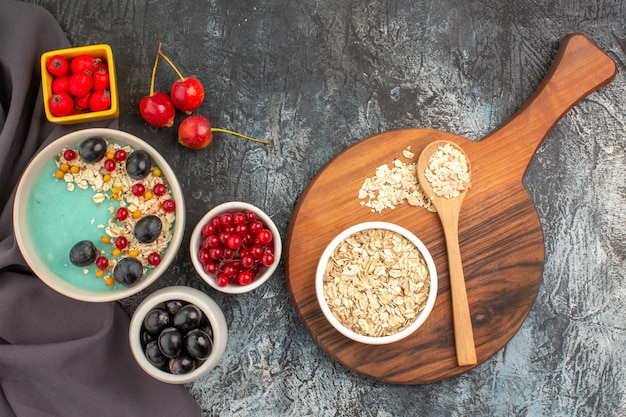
[237,270,254,286]
[201,223,215,236]
[147,252,161,266]
[240,254,255,269]
[197,249,211,264]
[215,272,229,287]
[222,263,238,278]
[63,149,77,161]
[261,251,275,267]
[132,183,145,196]
[162,199,176,212]
[116,207,129,221]
[256,229,273,245]
[115,236,128,249]
[249,220,263,235]
[209,247,223,260]
[226,234,243,250]
[218,231,231,245]
[222,248,234,259]
[203,262,217,274]
[153,183,167,196]
[209,216,222,230]
[233,212,246,226]
[235,224,248,236]
[95,256,109,270]
[104,158,116,172]
[114,149,127,162]
[244,210,256,222]
[202,234,220,249]
[220,213,233,227]
[250,244,264,259]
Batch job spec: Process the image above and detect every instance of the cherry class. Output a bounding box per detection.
[49,93,74,117]
[157,47,204,113]
[46,55,69,77]
[139,43,175,128]
[178,115,269,150]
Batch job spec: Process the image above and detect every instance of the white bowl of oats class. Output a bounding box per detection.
[13,128,185,302]
[316,221,437,345]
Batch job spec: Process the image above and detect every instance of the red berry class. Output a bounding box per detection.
[70,54,97,74]
[147,252,161,266]
[249,220,263,235]
[170,76,204,114]
[201,223,215,236]
[162,199,176,212]
[89,89,111,112]
[46,55,69,77]
[235,224,248,236]
[218,231,231,245]
[139,92,175,128]
[116,207,128,221]
[51,75,71,94]
[215,273,229,287]
[49,93,74,116]
[220,213,234,227]
[114,149,127,162]
[240,254,255,269]
[209,247,223,260]
[202,234,220,249]
[92,67,110,90]
[256,229,273,245]
[203,262,217,274]
[115,236,128,249]
[237,270,254,286]
[250,244,264,259]
[222,263,238,278]
[74,93,91,111]
[104,158,116,172]
[245,211,256,222]
[63,149,77,161]
[96,256,109,270]
[132,183,145,196]
[153,183,167,196]
[69,71,93,97]
[233,212,246,226]
[261,251,275,267]
[197,249,211,264]
[226,234,243,250]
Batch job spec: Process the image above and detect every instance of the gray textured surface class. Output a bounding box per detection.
[26,0,625,416]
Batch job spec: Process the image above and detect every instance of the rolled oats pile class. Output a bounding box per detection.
[423,143,470,199]
[322,228,431,337]
[358,147,433,213]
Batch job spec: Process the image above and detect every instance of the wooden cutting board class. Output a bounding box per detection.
[284,34,615,384]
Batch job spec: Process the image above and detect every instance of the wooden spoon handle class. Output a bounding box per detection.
[481,33,616,176]
[439,204,477,366]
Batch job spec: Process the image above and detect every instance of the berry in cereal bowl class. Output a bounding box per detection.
[13,128,185,302]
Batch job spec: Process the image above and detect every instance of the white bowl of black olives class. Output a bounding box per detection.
[13,128,185,302]
[129,286,228,384]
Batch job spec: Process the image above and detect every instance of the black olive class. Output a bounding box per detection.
[69,240,97,267]
[78,136,107,163]
[185,329,213,360]
[142,308,171,334]
[173,304,204,333]
[126,150,151,180]
[134,215,162,243]
[169,355,196,375]
[113,257,143,286]
[158,327,183,358]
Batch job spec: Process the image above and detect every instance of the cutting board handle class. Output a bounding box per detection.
[482,33,616,175]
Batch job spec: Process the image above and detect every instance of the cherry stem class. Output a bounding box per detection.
[158,46,185,81]
[149,43,161,96]
[211,128,270,145]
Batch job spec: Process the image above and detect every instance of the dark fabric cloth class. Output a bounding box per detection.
[0,1,201,416]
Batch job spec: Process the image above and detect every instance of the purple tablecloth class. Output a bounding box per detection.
[0,1,201,415]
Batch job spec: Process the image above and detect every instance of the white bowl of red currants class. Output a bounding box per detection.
[190,201,281,294]
[129,286,228,384]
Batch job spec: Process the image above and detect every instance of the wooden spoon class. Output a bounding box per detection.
[417,140,476,366]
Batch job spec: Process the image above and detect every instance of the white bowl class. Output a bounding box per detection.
[315,221,438,345]
[128,286,228,384]
[13,128,185,302]
[190,201,282,294]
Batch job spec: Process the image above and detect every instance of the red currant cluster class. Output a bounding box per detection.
[46,54,112,116]
[198,211,276,287]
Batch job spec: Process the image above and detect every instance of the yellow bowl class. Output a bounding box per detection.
[41,44,119,124]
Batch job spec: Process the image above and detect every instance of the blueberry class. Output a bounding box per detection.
[113,257,143,286]
[134,215,162,243]
[126,150,151,180]
[69,240,97,267]
[185,329,213,360]
[158,327,183,358]
[169,355,196,375]
[78,136,107,163]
